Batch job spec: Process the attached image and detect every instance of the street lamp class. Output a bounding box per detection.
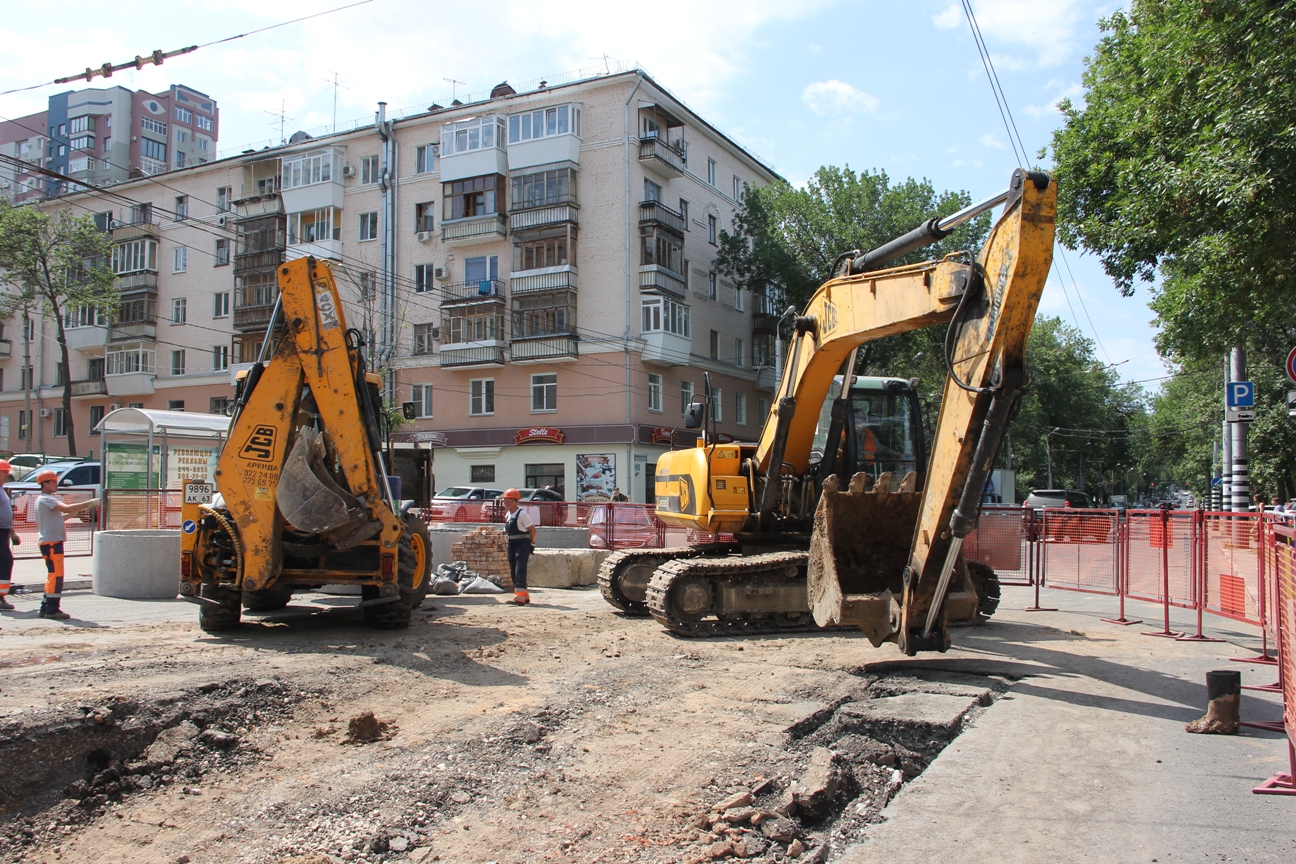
[1045,427,1061,488]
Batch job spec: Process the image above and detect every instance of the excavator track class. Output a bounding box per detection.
[645,551,823,637]
[597,547,714,615]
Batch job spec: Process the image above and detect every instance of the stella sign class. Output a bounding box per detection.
[515,426,564,445]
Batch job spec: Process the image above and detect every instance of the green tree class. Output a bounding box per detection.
[0,202,117,456]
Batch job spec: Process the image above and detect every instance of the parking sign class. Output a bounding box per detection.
[1226,381,1255,408]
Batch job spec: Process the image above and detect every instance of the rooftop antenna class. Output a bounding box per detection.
[263,100,293,145]
[323,71,351,133]
[443,77,466,101]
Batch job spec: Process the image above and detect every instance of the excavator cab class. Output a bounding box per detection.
[811,377,926,493]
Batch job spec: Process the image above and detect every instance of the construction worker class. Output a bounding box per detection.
[501,488,537,605]
[34,470,99,621]
[0,460,14,611]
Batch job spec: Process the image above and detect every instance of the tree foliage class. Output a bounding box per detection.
[0,202,116,455]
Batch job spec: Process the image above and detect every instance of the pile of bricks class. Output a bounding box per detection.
[450,526,511,590]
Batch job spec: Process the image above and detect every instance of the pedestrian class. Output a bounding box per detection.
[0,460,16,611]
[34,470,99,621]
[501,488,536,605]
[612,487,628,502]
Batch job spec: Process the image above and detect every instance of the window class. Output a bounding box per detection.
[507,105,578,144]
[470,379,494,416]
[465,255,499,284]
[172,298,187,324]
[217,186,231,211]
[168,400,185,411]
[681,381,694,415]
[416,144,435,174]
[131,202,152,224]
[515,229,573,270]
[171,350,185,376]
[648,373,662,413]
[92,210,113,232]
[414,264,436,293]
[69,116,90,134]
[446,310,503,343]
[287,208,339,245]
[679,199,689,228]
[641,297,691,337]
[88,404,105,434]
[175,151,186,168]
[68,157,91,173]
[215,238,229,266]
[443,174,501,220]
[411,383,433,417]
[525,463,565,497]
[709,330,719,360]
[531,373,557,413]
[173,195,188,221]
[441,116,506,156]
[470,465,496,483]
[175,106,193,123]
[103,137,111,151]
[53,409,68,438]
[212,345,229,372]
[87,358,105,380]
[640,226,684,274]
[281,150,335,190]
[708,271,717,300]
[753,333,774,367]
[733,285,744,311]
[21,365,33,390]
[512,167,577,209]
[213,292,230,318]
[173,246,187,273]
[512,293,574,339]
[413,323,437,354]
[736,392,748,425]
[361,155,380,185]
[415,201,435,232]
[141,117,167,135]
[17,410,26,439]
[707,159,717,186]
[209,397,230,415]
[140,138,166,162]
[177,130,188,144]
[733,175,743,200]
[359,212,378,241]
[58,145,66,156]
[643,178,662,202]
[711,388,723,422]
[707,215,717,245]
[196,114,213,132]
[70,136,94,151]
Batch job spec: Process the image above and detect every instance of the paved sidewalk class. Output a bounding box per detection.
[841,586,1292,864]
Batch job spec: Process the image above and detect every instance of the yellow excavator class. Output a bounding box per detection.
[599,169,1055,654]
[178,257,432,631]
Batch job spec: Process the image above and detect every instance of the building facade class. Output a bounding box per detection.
[0,69,780,503]
[0,84,219,205]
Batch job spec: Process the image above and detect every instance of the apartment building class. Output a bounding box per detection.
[0,84,219,205]
[0,68,780,503]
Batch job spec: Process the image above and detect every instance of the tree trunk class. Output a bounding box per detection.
[54,313,76,457]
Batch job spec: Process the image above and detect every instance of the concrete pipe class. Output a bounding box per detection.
[93,530,182,600]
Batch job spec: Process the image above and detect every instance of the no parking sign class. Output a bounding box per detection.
[1287,346,1296,385]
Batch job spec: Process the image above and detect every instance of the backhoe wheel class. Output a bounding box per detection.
[967,561,1001,620]
[242,583,294,612]
[363,530,415,629]
[198,583,242,631]
[403,514,433,610]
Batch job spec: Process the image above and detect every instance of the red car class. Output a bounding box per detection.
[587,503,662,549]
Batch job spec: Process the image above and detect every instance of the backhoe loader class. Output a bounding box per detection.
[178,257,432,631]
[598,168,1055,654]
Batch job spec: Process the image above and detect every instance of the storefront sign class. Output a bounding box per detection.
[716,433,735,444]
[649,426,675,445]
[515,426,565,445]
[393,430,448,445]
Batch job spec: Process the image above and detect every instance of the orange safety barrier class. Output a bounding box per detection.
[6,491,96,558]
[965,506,1034,586]
[1254,524,1295,795]
[102,489,185,530]
[1041,508,1120,595]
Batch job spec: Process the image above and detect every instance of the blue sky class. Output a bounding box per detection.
[0,0,1165,388]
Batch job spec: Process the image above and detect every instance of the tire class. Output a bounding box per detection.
[198,583,242,631]
[242,583,294,612]
[363,529,414,629]
[403,514,433,610]
[967,561,1001,620]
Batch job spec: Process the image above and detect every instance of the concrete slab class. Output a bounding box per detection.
[838,692,979,737]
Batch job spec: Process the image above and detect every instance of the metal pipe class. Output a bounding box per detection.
[936,189,1010,233]
[851,187,1010,274]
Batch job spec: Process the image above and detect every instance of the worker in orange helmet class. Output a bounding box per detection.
[501,488,537,605]
[0,460,15,611]
[34,469,100,620]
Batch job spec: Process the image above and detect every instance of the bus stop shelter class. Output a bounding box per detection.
[97,408,230,529]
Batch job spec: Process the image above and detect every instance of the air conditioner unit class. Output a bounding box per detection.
[341,165,355,177]
[416,231,432,243]
[39,408,51,418]
[216,214,229,227]
[108,403,121,411]
[434,267,446,280]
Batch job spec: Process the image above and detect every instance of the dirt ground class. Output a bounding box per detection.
[0,588,1006,864]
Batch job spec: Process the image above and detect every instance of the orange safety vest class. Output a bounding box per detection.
[862,428,878,465]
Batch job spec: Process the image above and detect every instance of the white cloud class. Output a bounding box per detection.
[1024,80,1084,118]
[801,80,879,117]
[980,133,1006,150]
[933,0,1088,68]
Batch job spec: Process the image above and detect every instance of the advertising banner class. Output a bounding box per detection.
[576,453,615,501]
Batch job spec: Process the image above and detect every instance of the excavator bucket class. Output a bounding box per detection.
[807,472,921,646]
[276,426,368,535]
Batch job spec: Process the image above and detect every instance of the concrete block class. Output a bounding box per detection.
[526,548,607,588]
[837,692,979,737]
[93,530,181,599]
[536,526,590,548]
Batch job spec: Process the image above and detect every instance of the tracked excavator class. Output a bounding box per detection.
[599,168,1055,654]
[178,257,433,632]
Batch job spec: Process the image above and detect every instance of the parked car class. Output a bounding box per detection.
[425,487,502,522]
[1023,489,1093,510]
[4,460,103,523]
[587,503,662,549]
[1022,489,1114,542]
[485,487,570,526]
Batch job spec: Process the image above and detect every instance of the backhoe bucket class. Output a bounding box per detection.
[276,426,367,535]
[807,472,920,646]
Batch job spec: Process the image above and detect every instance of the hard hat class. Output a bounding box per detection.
[36,469,59,483]
[0,460,10,472]
[503,488,521,500]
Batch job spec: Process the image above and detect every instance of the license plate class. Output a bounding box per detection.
[184,482,213,504]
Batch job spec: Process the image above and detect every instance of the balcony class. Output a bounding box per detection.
[511,267,576,296]
[639,265,686,298]
[639,200,686,236]
[441,214,507,247]
[510,203,578,232]
[442,279,506,304]
[753,311,779,334]
[64,327,108,353]
[105,372,156,397]
[70,378,108,398]
[639,138,685,179]
[439,343,506,369]
[111,220,159,242]
[234,302,277,333]
[233,249,284,274]
[755,366,778,392]
[0,339,9,358]
[512,336,578,364]
[641,331,691,367]
[233,194,284,218]
[109,320,157,342]
[115,271,158,294]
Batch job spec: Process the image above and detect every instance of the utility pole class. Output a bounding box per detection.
[21,310,32,454]
[1211,437,1221,511]
[1229,346,1250,511]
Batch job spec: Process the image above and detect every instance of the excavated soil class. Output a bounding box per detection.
[0,590,1009,864]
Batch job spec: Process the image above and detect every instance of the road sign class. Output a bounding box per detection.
[1226,380,1255,408]
[1287,347,1296,385]
[1211,477,1223,488]
[1288,389,1296,418]
[1227,407,1256,423]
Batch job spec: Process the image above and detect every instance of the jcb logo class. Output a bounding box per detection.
[314,280,341,331]
[822,299,838,335]
[239,425,278,462]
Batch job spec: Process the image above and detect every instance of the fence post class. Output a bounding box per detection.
[1103,511,1142,625]
[1143,507,1184,638]
[1024,508,1057,612]
[1180,509,1224,642]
